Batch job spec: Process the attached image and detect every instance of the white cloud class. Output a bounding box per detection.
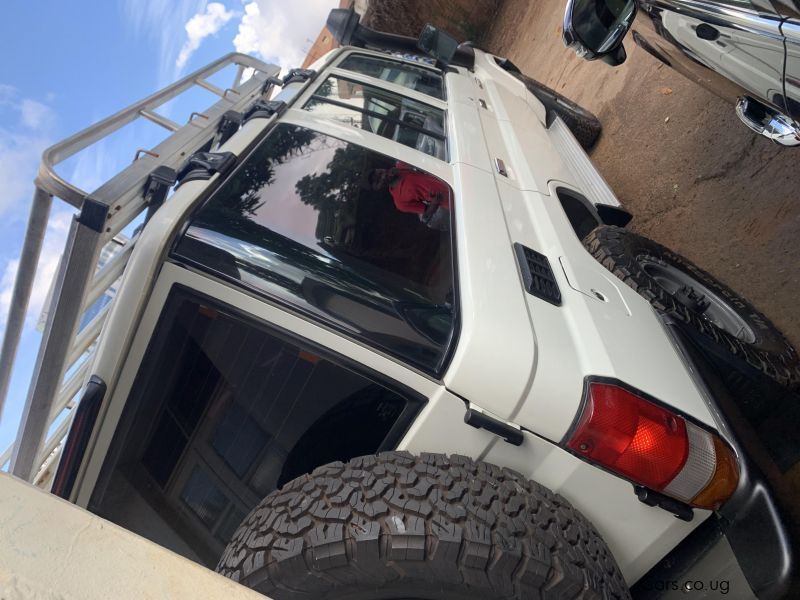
[0,209,73,333]
[0,87,55,132]
[120,0,207,85]
[19,99,55,131]
[177,3,236,69]
[0,129,51,217]
[0,86,70,338]
[233,0,334,71]
[68,138,119,196]
[0,90,56,217]
[0,84,16,104]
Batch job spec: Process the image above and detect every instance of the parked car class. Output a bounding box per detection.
[3,7,799,600]
[563,0,800,145]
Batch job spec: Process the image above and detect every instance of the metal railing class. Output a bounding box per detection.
[0,53,281,484]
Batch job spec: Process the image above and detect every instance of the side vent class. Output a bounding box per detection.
[513,243,562,306]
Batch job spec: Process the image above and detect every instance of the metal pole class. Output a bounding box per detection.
[0,443,11,471]
[0,188,53,420]
[233,65,246,88]
[10,214,101,482]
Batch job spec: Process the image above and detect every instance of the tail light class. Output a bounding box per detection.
[52,376,106,499]
[565,381,738,511]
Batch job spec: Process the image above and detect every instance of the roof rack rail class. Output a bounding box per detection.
[0,53,282,485]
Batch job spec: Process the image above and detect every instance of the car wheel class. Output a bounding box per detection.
[515,75,602,151]
[217,452,631,600]
[584,225,800,388]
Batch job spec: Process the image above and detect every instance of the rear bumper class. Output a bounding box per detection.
[634,317,799,599]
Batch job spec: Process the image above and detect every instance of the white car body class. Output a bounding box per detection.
[62,44,727,587]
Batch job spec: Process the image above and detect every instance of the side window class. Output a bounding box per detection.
[304,75,446,160]
[174,124,457,376]
[90,291,415,567]
[338,53,445,99]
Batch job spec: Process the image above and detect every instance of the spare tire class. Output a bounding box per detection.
[583,225,800,388]
[217,452,630,600]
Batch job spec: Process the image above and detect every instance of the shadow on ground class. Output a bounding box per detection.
[483,0,799,352]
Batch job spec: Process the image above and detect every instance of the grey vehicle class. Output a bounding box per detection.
[563,0,800,146]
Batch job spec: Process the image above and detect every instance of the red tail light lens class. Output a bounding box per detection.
[566,381,739,510]
[567,382,688,489]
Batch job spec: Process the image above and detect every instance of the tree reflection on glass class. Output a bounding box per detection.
[194,125,316,235]
[296,145,369,211]
[177,124,456,375]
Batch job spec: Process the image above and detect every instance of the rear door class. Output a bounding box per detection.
[288,50,538,425]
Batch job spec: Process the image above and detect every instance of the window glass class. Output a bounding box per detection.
[338,53,444,99]
[304,76,446,160]
[572,0,636,52]
[180,466,228,527]
[174,124,457,376]
[211,402,270,478]
[215,506,247,544]
[90,290,416,568]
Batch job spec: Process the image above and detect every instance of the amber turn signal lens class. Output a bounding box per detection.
[691,436,739,510]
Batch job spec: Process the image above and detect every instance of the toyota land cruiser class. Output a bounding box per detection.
[3,8,798,600]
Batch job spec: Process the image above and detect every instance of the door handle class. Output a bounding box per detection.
[696,23,720,41]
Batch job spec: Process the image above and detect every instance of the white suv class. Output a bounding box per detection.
[22,8,798,600]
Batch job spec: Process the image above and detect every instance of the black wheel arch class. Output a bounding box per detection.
[277,384,424,487]
[556,187,633,241]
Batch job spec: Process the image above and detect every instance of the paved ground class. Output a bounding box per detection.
[482,0,800,351]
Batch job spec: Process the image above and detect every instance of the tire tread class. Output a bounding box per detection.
[217,452,630,600]
[583,225,800,388]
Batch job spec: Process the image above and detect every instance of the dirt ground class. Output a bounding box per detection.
[363,0,501,41]
[482,0,800,351]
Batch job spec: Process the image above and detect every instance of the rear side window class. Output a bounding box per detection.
[89,290,418,567]
[304,75,446,160]
[173,123,457,376]
[338,53,444,99]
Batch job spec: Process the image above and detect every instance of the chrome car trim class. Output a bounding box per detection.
[642,0,784,37]
[735,97,800,145]
[782,18,800,42]
[563,0,638,62]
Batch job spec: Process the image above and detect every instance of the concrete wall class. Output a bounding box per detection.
[0,473,267,600]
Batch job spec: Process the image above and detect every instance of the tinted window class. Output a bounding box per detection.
[90,291,414,567]
[173,124,457,376]
[305,76,446,160]
[572,0,636,53]
[339,53,444,99]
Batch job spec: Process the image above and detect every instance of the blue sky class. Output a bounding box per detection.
[0,0,335,460]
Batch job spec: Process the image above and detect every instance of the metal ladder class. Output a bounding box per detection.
[0,53,281,485]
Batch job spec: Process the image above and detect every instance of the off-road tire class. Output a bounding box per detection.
[217,452,630,600]
[516,75,602,151]
[584,225,800,388]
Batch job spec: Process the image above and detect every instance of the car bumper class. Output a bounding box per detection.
[633,317,798,599]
